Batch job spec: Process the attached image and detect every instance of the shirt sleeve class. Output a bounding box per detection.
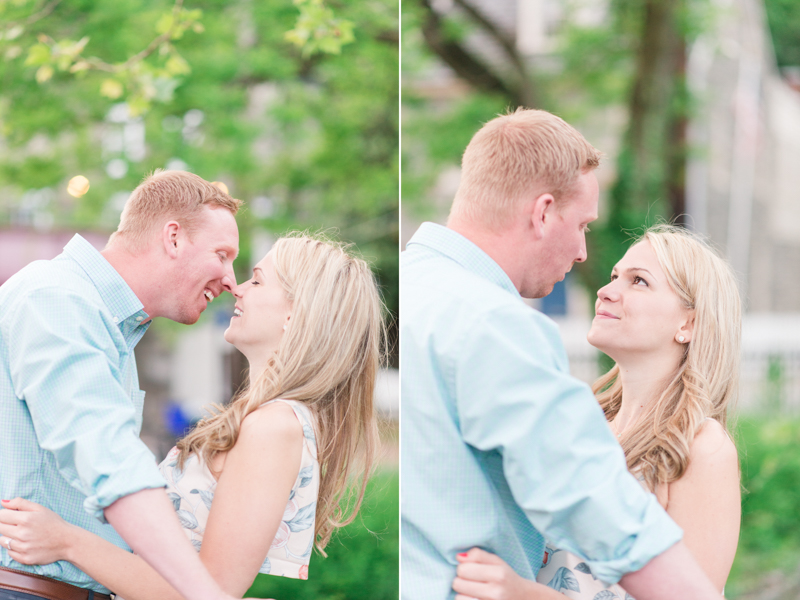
[4,286,167,522]
[453,305,683,584]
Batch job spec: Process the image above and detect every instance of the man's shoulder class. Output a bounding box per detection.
[402,251,564,363]
[404,252,552,325]
[0,257,98,310]
[403,249,515,307]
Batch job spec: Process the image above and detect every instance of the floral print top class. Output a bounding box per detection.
[536,542,636,600]
[158,399,319,580]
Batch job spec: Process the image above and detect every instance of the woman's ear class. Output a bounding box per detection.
[676,311,695,344]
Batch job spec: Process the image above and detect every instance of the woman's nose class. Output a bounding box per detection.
[597,281,619,302]
[230,282,245,298]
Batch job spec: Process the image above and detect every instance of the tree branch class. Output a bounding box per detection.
[117,0,185,71]
[450,0,535,106]
[419,0,522,104]
[52,0,187,74]
[23,0,62,26]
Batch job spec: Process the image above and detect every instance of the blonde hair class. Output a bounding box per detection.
[110,170,242,249]
[177,233,384,554]
[594,224,741,492]
[450,108,601,228]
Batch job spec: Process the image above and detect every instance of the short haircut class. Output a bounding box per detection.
[450,108,601,228]
[110,170,242,248]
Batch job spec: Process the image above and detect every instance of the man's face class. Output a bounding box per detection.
[530,171,599,298]
[171,205,239,324]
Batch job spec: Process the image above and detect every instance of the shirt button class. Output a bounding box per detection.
[113,316,119,323]
[136,316,143,321]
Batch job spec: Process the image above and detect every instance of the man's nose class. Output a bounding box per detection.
[576,238,588,263]
[221,266,237,294]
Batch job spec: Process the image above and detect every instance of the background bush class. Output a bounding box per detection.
[727,417,800,597]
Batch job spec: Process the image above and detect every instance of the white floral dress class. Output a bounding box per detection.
[158,399,320,580]
[535,542,635,600]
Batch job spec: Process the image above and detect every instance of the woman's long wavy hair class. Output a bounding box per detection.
[593,224,741,492]
[176,233,385,554]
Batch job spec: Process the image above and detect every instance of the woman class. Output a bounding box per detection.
[0,233,385,599]
[452,224,741,600]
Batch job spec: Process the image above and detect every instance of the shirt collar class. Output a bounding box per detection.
[406,222,521,298]
[62,234,150,326]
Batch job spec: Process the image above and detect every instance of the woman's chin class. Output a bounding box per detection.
[587,332,616,361]
[586,328,604,350]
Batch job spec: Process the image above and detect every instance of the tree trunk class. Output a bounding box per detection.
[580,0,688,294]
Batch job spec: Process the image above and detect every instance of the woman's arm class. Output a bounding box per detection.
[452,548,567,600]
[662,418,741,592]
[200,401,304,596]
[0,401,303,600]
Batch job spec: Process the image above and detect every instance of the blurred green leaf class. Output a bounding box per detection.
[35,63,52,81]
[24,42,49,65]
[100,78,123,99]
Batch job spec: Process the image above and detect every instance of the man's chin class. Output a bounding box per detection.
[174,306,204,325]
[521,283,556,300]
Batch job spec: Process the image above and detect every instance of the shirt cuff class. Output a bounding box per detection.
[583,496,683,584]
[84,444,168,523]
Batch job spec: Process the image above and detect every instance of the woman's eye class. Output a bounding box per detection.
[609,274,618,282]
[633,275,648,286]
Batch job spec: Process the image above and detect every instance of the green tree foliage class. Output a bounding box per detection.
[0,0,398,350]
[764,0,800,67]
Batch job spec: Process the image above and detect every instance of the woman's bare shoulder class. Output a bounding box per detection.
[239,400,304,443]
[689,418,738,468]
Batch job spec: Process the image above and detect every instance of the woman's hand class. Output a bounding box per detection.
[453,548,567,600]
[0,498,78,565]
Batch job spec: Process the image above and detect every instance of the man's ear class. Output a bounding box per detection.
[163,221,181,258]
[529,193,555,240]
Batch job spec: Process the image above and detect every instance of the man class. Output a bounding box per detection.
[401,109,723,600]
[0,171,247,600]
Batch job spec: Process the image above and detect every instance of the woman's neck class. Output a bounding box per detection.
[612,351,682,434]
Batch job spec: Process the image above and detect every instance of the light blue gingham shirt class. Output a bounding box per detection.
[0,234,167,592]
[401,223,683,599]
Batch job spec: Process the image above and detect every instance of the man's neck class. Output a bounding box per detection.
[101,243,161,320]
[447,218,534,296]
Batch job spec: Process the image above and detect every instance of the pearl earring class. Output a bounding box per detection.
[678,335,685,343]
[283,323,288,332]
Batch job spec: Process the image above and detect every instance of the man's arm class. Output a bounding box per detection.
[620,542,723,600]
[105,490,231,600]
[453,306,685,586]
[4,287,241,600]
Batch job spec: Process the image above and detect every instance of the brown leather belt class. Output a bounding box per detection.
[0,567,114,600]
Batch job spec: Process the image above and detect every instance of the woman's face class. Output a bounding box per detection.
[587,241,692,362]
[224,252,292,359]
